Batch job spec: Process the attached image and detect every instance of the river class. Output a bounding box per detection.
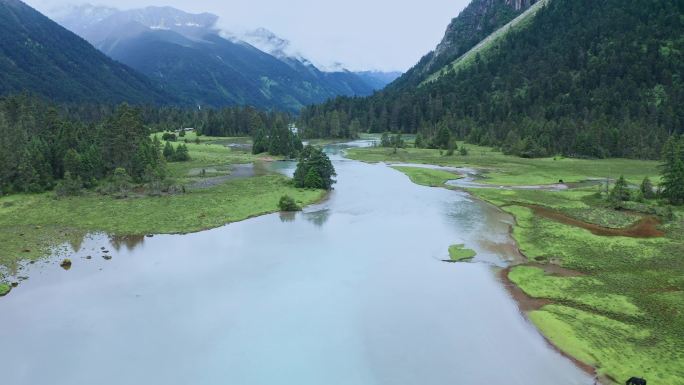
[0,141,592,385]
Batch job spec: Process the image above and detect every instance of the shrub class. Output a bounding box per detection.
[278,195,301,212]
[161,132,177,142]
[54,172,83,197]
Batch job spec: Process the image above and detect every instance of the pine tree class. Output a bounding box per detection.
[640,177,655,199]
[609,175,631,207]
[663,159,684,205]
[174,144,190,162]
[63,149,82,178]
[294,145,336,190]
[163,141,175,160]
[414,133,425,148]
[661,136,684,205]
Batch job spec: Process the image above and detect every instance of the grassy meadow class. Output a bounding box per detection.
[0,135,325,277]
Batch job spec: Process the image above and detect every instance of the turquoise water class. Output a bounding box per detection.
[0,143,592,385]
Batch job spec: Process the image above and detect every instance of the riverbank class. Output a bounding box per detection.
[354,146,683,384]
[0,136,325,281]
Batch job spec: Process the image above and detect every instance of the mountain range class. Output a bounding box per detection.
[50,4,401,110]
[0,0,400,109]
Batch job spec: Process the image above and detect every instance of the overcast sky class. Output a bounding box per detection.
[25,0,470,71]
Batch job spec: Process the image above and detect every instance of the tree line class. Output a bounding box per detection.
[298,0,683,159]
[0,95,167,194]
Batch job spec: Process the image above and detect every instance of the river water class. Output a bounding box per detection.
[0,141,592,385]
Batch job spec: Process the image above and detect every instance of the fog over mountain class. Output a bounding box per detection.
[27,0,468,72]
[48,4,399,110]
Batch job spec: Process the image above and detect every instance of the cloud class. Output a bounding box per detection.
[26,0,469,71]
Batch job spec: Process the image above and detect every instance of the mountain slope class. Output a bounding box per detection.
[54,6,390,110]
[386,0,537,92]
[0,0,169,104]
[299,0,684,158]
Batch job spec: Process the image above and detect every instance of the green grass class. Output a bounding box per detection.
[530,305,683,384]
[0,283,10,296]
[488,195,684,383]
[0,137,325,279]
[391,166,461,187]
[349,144,683,384]
[347,145,659,186]
[509,266,641,316]
[448,244,477,261]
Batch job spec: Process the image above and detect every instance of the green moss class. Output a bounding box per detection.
[448,244,477,261]
[530,305,684,384]
[509,266,641,316]
[391,166,461,187]
[0,283,10,296]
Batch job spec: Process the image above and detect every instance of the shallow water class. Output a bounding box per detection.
[0,142,592,385]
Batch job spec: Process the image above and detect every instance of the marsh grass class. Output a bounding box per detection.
[391,166,461,187]
[0,137,324,278]
[448,244,477,261]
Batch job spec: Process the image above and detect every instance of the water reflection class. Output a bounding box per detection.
[304,208,331,227]
[279,211,297,223]
[109,234,146,252]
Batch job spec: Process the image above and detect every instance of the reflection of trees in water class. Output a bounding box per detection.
[109,235,146,252]
[279,209,331,226]
[68,232,87,253]
[305,209,330,227]
[279,212,296,223]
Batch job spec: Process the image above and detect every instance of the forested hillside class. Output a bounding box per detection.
[299,0,684,159]
[0,0,169,104]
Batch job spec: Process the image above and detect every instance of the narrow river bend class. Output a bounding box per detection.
[0,141,592,385]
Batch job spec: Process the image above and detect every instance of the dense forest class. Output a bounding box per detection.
[0,95,291,194]
[298,0,684,159]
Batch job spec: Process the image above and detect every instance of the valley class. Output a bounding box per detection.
[1,0,683,384]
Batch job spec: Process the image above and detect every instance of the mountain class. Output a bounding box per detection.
[239,28,400,90]
[354,71,402,90]
[387,0,538,91]
[299,0,684,158]
[0,0,170,104]
[53,6,396,110]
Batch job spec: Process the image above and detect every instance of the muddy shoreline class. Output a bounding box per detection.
[497,267,602,382]
[520,203,664,238]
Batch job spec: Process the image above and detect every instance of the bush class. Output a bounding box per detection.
[100,167,132,198]
[162,132,177,142]
[163,141,175,160]
[54,171,83,197]
[278,195,301,212]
